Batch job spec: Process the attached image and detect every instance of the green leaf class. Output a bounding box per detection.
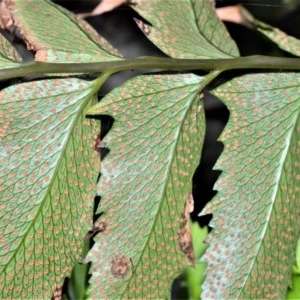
[286,275,300,299]
[85,73,207,298]
[241,7,300,57]
[11,0,122,63]
[132,0,239,59]
[0,33,22,69]
[0,78,101,298]
[183,222,208,299]
[201,73,300,298]
[67,240,90,300]
[287,236,300,299]
[293,236,300,275]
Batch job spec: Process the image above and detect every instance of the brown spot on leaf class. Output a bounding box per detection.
[111,255,131,279]
[178,194,195,266]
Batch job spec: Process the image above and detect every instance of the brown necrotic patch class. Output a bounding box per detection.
[85,221,107,240]
[111,255,131,279]
[178,193,195,266]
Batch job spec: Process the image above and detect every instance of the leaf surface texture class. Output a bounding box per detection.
[0,33,22,69]
[86,73,206,298]
[241,8,300,57]
[201,73,300,299]
[10,0,121,62]
[132,0,239,59]
[0,78,99,298]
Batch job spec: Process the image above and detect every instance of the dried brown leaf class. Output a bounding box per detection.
[0,0,14,31]
[78,0,127,18]
[216,5,252,28]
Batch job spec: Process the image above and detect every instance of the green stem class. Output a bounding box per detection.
[1,55,300,81]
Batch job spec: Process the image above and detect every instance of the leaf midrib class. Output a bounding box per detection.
[189,0,234,58]
[119,81,202,298]
[0,84,94,279]
[233,106,299,298]
[47,0,106,54]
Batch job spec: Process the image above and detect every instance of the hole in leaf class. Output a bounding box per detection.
[93,197,102,222]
